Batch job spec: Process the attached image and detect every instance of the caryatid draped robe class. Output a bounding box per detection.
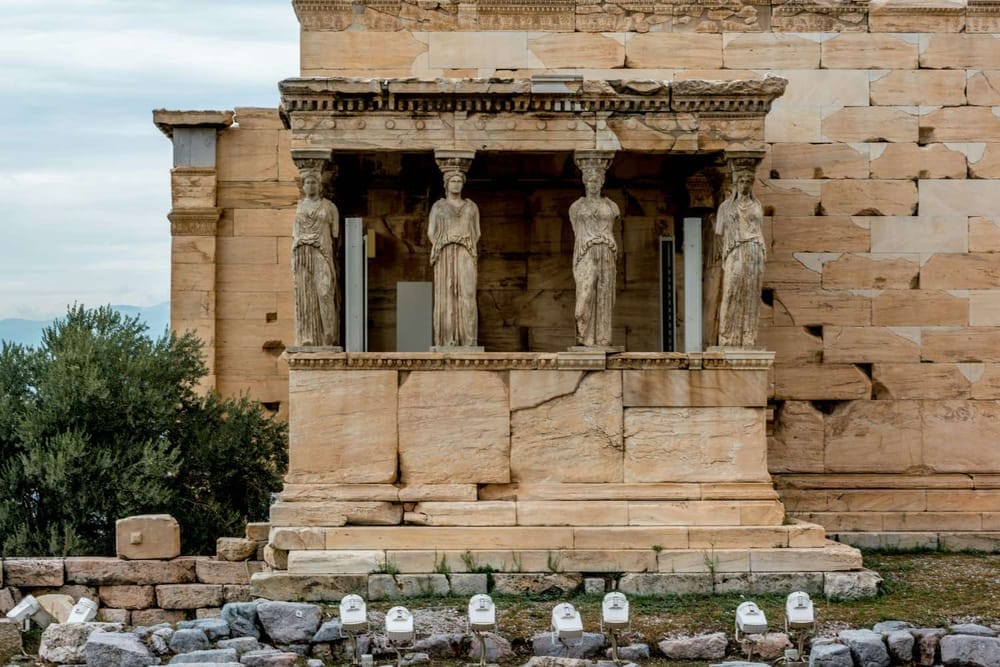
[292,196,340,346]
[428,198,481,347]
[569,196,620,347]
[716,192,766,347]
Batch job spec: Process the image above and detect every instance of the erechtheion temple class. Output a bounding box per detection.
[155,0,1000,597]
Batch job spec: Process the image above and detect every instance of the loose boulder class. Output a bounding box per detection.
[84,631,158,667]
[659,633,728,661]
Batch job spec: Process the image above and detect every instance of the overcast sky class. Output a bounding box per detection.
[0,0,299,319]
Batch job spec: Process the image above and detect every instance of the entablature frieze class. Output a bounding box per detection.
[278,75,786,154]
[291,0,876,31]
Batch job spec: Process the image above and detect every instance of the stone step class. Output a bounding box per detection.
[281,540,859,575]
[271,521,827,553]
[270,499,788,527]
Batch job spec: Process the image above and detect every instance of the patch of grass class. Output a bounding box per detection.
[371,555,400,575]
[434,552,451,575]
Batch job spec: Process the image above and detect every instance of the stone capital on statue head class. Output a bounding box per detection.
[434,149,475,177]
[724,149,765,176]
[573,149,615,175]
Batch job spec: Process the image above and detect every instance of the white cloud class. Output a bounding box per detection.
[0,0,299,319]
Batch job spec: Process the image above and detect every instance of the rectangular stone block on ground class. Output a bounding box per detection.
[195,560,265,585]
[287,550,384,575]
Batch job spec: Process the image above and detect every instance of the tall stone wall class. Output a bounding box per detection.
[170,0,1000,544]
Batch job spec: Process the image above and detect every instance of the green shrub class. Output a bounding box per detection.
[0,305,287,556]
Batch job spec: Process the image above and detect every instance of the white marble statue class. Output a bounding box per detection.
[715,156,766,348]
[428,166,480,348]
[292,168,340,347]
[570,153,619,348]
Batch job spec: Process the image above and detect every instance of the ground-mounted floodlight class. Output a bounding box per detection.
[340,594,369,666]
[783,592,816,663]
[385,606,415,667]
[601,592,630,666]
[468,594,497,667]
[551,602,583,648]
[5,595,53,630]
[735,600,768,661]
[66,598,98,624]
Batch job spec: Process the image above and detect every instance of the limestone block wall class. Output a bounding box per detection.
[165,0,1000,542]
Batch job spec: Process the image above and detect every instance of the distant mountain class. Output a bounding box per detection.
[0,302,171,348]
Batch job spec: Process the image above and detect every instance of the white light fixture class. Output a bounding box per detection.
[468,594,498,667]
[735,601,768,662]
[784,592,814,631]
[66,598,98,624]
[385,606,416,667]
[784,591,816,663]
[601,592,630,665]
[385,606,415,643]
[340,594,369,667]
[550,602,583,645]
[6,596,40,626]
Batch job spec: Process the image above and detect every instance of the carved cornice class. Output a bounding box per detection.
[478,0,575,29]
[670,75,788,115]
[153,110,234,138]
[280,75,788,118]
[285,350,774,371]
[168,208,221,236]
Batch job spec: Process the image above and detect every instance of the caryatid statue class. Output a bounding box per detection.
[429,150,481,348]
[569,150,620,348]
[291,149,340,348]
[715,150,766,348]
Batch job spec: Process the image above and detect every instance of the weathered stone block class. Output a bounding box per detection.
[492,573,582,595]
[822,107,919,143]
[821,33,918,69]
[270,501,402,527]
[822,253,919,290]
[3,559,63,587]
[624,407,769,483]
[622,369,767,407]
[510,370,623,483]
[156,584,224,609]
[196,560,265,585]
[821,180,917,216]
[823,326,921,363]
[406,501,516,526]
[873,290,968,326]
[288,370,398,484]
[773,364,872,400]
[723,34,820,69]
[769,401,824,473]
[369,573,450,600]
[98,585,155,610]
[618,573,713,596]
[217,537,257,562]
[250,573,367,602]
[824,400,922,473]
[398,371,510,484]
[923,400,1000,472]
[287,550,383,575]
[625,33,723,68]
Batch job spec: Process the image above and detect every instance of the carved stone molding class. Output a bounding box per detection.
[168,208,222,236]
[478,0,575,29]
[281,75,787,118]
[284,350,774,371]
[153,110,234,138]
[965,0,998,29]
[771,0,868,31]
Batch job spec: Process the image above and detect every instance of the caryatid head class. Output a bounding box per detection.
[443,170,466,196]
[725,151,764,200]
[582,167,605,199]
[301,168,322,199]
